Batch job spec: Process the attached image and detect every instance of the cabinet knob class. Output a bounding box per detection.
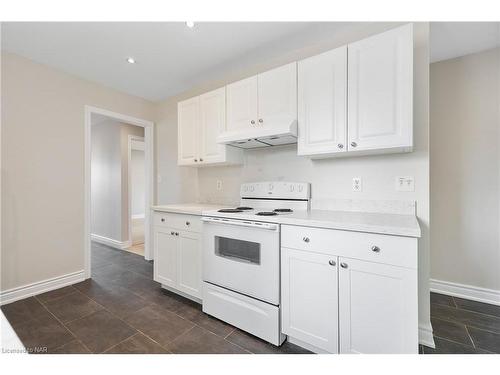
[303,237,310,243]
[340,262,348,269]
[185,221,190,226]
[337,143,344,149]
[199,158,203,162]
[194,159,198,162]
[350,142,357,148]
[329,260,336,266]
[175,232,179,236]
[250,120,255,125]
[161,218,165,222]
[170,231,175,235]
[371,245,381,253]
[258,119,263,123]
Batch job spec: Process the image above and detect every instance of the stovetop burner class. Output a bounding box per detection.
[273,208,293,213]
[236,206,253,211]
[218,208,243,213]
[256,211,278,216]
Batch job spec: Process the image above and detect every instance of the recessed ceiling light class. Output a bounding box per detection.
[186,21,195,28]
[126,57,136,64]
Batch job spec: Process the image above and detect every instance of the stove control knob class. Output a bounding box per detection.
[250,186,255,192]
[268,183,274,190]
[298,185,303,192]
[290,185,295,192]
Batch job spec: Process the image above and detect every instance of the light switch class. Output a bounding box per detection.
[396,176,415,192]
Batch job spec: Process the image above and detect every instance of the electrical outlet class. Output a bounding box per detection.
[352,177,362,192]
[395,176,415,192]
[216,180,223,191]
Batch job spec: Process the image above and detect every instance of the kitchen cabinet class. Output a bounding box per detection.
[297,23,413,158]
[298,46,347,157]
[280,224,418,354]
[226,62,297,133]
[338,257,417,354]
[347,23,413,153]
[153,212,202,300]
[281,248,339,353]
[178,88,243,167]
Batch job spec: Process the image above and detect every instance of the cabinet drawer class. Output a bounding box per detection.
[154,212,201,233]
[281,225,417,269]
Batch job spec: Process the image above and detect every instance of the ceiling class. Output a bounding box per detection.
[1,22,359,101]
[2,22,499,101]
[430,22,500,63]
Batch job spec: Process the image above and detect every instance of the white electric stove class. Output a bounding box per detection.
[201,181,310,346]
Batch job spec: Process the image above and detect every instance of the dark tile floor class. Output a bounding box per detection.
[1,242,311,354]
[420,292,500,354]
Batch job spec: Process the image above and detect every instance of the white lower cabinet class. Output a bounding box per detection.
[281,224,418,354]
[281,248,339,353]
[153,212,202,300]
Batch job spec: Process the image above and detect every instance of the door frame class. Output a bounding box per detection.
[127,134,145,250]
[84,105,154,279]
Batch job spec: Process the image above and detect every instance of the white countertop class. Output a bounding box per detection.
[152,203,230,215]
[201,208,421,238]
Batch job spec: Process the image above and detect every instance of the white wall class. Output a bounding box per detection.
[155,23,431,339]
[131,148,145,216]
[1,52,155,292]
[90,117,144,242]
[430,48,500,293]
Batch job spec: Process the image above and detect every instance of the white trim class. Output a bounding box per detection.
[128,135,146,251]
[91,234,131,250]
[84,106,155,281]
[0,270,85,306]
[419,323,435,348]
[430,278,500,306]
[131,213,145,220]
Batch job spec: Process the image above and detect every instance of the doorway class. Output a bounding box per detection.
[84,106,154,279]
[127,135,146,256]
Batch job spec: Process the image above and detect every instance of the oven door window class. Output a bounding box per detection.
[214,236,261,265]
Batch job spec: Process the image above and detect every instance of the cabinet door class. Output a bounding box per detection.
[153,227,177,288]
[199,88,226,164]
[178,97,200,165]
[348,24,413,152]
[281,248,339,353]
[257,62,297,128]
[298,47,347,156]
[177,230,202,299]
[338,257,418,354]
[226,76,258,131]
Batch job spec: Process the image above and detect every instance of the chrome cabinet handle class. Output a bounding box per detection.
[350,142,357,147]
[371,245,381,253]
[303,237,310,243]
[340,262,348,269]
[258,119,263,123]
[337,143,344,149]
[250,120,255,125]
[329,260,336,266]
[185,221,190,226]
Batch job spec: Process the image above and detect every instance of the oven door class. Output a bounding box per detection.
[201,217,280,305]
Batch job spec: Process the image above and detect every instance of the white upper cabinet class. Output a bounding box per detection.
[298,46,347,156]
[226,63,297,133]
[177,97,200,165]
[178,88,243,167]
[348,23,413,153]
[257,63,297,129]
[199,88,226,164]
[226,76,259,131]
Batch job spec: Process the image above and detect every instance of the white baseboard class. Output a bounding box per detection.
[430,279,500,306]
[419,323,435,348]
[91,233,131,250]
[0,270,85,305]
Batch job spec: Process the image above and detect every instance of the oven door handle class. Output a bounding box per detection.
[201,217,279,231]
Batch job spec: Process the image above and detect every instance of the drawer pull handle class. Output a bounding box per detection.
[185,221,190,226]
[371,246,381,253]
[161,218,165,222]
[170,231,175,235]
[340,262,348,269]
[303,237,310,243]
[329,260,336,266]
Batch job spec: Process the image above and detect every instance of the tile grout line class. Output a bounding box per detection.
[464,326,476,348]
[33,294,94,354]
[101,332,140,354]
[430,314,500,336]
[432,301,500,320]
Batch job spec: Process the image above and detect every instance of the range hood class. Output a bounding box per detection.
[216,121,298,149]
